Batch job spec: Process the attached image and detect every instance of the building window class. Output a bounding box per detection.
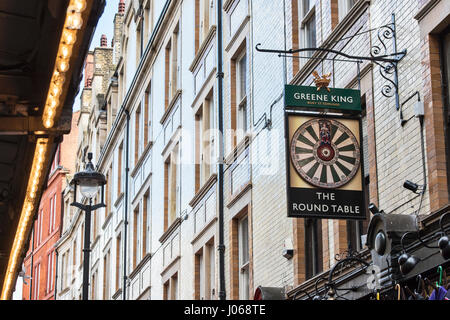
[103,250,111,300]
[135,105,142,165]
[49,193,57,234]
[163,272,179,300]
[35,210,43,245]
[136,20,143,63]
[440,27,450,192]
[72,238,77,278]
[144,82,151,148]
[33,263,40,299]
[195,239,216,300]
[115,233,122,292]
[195,0,215,52]
[62,251,69,289]
[105,165,112,218]
[80,223,84,267]
[46,251,54,294]
[305,218,323,279]
[347,96,369,252]
[143,1,153,44]
[91,270,97,300]
[164,23,181,110]
[195,89,215,192]
[299,0,316,58]
[231,46,248,149]
[133,204,141,269]
[164,144,179,231]
[238,216,249,300]
[50,144,60,173]
[230,207,251,300]
[338,0,356,22]
[118,142,123,197]
[143,190,150,257]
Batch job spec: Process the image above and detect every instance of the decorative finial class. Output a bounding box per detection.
[312,71,332,92]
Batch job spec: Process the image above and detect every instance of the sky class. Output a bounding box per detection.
[73,0,119,111]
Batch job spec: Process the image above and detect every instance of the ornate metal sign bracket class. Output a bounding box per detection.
[255,13,407,111]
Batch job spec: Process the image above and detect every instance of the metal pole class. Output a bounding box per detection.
[217,0,226,301]
[82,200,92,300]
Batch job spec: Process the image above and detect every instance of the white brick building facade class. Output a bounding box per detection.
[55,0,449,300]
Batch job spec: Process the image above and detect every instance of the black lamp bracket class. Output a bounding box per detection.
[255,13,406,112]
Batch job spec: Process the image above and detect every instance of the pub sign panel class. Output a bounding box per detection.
[285,83,366,220]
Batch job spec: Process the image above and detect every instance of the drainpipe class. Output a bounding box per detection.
[123,110,130,300]
[216,0,226,301]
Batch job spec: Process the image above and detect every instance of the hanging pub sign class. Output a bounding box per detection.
[285,72,366,220]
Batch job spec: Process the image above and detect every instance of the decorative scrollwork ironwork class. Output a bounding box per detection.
[369,16,404,107]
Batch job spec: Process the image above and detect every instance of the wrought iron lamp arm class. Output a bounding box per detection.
[255,43,406,64]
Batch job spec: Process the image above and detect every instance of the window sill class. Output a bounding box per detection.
[112,288,122,300]
[225,133,251,165]
[225,15,250,53]
[114,192,124,208]
[129,253,152,280]
[300,6,315,28]
[227,182,252,209]
[159,217,182,244]
[191,216,218,245]
[190,26,217,73]
[102,211,114,230]
[160,89,182,125]
[160,255,180,278]
[58,286,70,296]
[189,173,218,208]
[131,140,154,178]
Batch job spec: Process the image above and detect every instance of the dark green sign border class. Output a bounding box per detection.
[285,85,361,113]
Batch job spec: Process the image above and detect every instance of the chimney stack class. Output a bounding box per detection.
[118,0,125,14]
[100,34,107,47]
[84,52,94,88]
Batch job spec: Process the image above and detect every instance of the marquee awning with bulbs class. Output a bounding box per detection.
[0,0,105,300]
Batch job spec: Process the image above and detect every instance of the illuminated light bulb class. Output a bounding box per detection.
[62,29,77,45]
[57,59,70,73]
[59,44,72,59]
[50,84,61,97]
[53,73,65,86]
[66,12,83,30]
[46,109,55,118]
[71,0,87,13]
[44,118,54,128]
[48,96,58,108]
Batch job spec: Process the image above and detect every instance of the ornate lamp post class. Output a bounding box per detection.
[70,152,106,300]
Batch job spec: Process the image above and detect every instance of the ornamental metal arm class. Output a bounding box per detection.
[255,43,406,64]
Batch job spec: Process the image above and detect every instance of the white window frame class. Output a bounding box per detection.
[299,0,316,58]
[238,216,249,300]
[236,50,248,137]
[338,0,356,22]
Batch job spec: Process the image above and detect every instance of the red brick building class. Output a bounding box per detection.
[22,111,80,300]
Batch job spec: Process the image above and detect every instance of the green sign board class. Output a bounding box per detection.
[285,85,361,113]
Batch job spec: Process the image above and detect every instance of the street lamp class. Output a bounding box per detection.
[70,152,106,300]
